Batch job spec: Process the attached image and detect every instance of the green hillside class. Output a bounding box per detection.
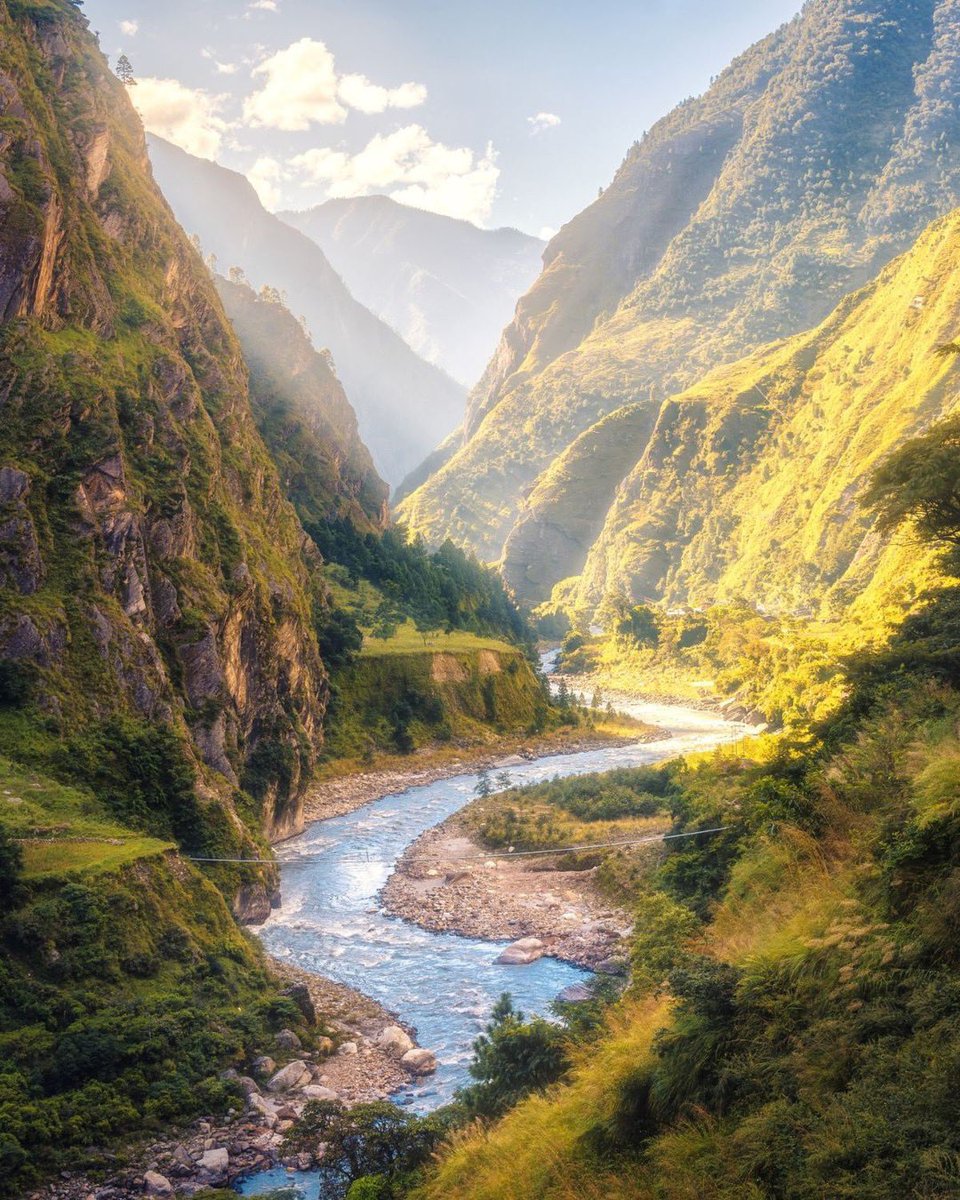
[399,0,960,594]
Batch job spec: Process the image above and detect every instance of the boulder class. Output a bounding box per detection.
[557,983,593,1003]
[496,937,545,965]
[238,1075,261,1096]
[267,1060,312,1092]
[282,984,317,1025]
[274,1028,302,1051]
[401,1048,437,1076]
[376,1025,415,1059]
[251,1055,276,1076]
[197,1147,229,1181]
[337,1041,358,1056]
[301,1085,339,1102]
[143,1172,173,1197]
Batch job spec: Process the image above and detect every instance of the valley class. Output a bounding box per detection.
[4,0,960,1198]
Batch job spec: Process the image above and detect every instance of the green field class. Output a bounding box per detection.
[0,756,172,879]
[360,620,517,658]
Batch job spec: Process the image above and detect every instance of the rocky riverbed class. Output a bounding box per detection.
[381,815,640,970]
[27,963,437,1200]
[300,728,656,826]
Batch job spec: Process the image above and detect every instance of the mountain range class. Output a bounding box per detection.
[148,136,467,487]
[398,0,960,621]
[282,196,544,388]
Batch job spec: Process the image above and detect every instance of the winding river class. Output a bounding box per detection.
[239,674,745,1197]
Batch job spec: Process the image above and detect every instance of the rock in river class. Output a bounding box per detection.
[401,1048,438,1075]
[495,936,545,965]
[376,1025,415,1058]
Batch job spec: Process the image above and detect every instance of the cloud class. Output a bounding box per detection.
[133,77,228,158]
[119,19,138,37]
[539,225,558,241]
[290,124,499,224]
[337,74,427,115]
[247,155,286,208]
[242,38,426,131]
[247,0,279,11]
[527,111,561,134]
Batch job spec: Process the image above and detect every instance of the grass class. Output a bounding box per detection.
[0,756,172,879]
[360,621,517,658]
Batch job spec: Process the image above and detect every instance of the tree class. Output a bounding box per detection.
[0,826,22,904]
[556,677,570,708]
[459,994,569,1119]
[283,1100,446,1188]
[474,769,493,799]
[863,413,960,560]
[496,771,513,791]
[115,54,136,86]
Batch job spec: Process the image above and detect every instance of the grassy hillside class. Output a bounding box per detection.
[574,204,960,626]
[407,592,960,1200]
[0,758,323,1199]
[398,0,960,582]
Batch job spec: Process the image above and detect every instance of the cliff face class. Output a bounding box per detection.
[216,276,389,534]
[148,137,467,488]
[0,0,327,853]
[399,0,960,587]
[282,196,544,388]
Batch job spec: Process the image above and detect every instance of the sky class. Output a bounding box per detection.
[84,0,801,237]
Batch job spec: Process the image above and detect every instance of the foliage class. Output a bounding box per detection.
[458,995,570,1121]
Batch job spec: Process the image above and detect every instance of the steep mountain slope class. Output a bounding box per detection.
[573,205,960,622]
[215,276,389,533]
[399,0,960,581]
[281,197,544,387]
[0,0,328,856]
[148,137,466,486]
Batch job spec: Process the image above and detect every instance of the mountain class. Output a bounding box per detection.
[281,196,544,387]
[571,203,960,622]
[0,0,334,853]
[398,0,960,594]
[215,275,389,533]
[148,137,467,487]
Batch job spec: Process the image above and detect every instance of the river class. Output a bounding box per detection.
[239,675,745,1197]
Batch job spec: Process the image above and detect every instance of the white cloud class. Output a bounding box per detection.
[201,48,239,74]
[247,155,286,208]
[242,38,426,131]
[337,74,427,115]
[133,77,228,158]
[527,111,561,134]
[290,125,499,225]
[247,0,279,11]
[119,19,139,37]
[539,225,558,241]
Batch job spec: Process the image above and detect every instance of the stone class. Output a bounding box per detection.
[282,984,317,1025]
[267,1060,312,1092]
[401,1048,438,1076]
[496,937,545,965]
[376,1025,415,1059]
[143,1172,173,1197]
[251,1055,276,1076]
[557,983,593,1003]
[300,1085,339,1102]
[337,1041,358,1056]
[238,1075,261,1096]
[0,466,30,503]
[197,1147,229,1179]
[275,1028,302,1051]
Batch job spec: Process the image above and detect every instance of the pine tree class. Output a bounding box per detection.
[115,54,136,86]
[474,769,493,799]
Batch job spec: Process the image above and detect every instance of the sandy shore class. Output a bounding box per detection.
[381,812,649,970]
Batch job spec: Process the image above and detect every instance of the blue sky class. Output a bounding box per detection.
[85,0,801,235]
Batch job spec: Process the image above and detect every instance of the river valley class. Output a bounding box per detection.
[239,679,747,1197]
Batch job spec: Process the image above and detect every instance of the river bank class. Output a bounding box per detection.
[298,724,660,828]
[381,814,643,970]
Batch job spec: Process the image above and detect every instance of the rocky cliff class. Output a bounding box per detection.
[0,0,329,861]
[399,0,960,595]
